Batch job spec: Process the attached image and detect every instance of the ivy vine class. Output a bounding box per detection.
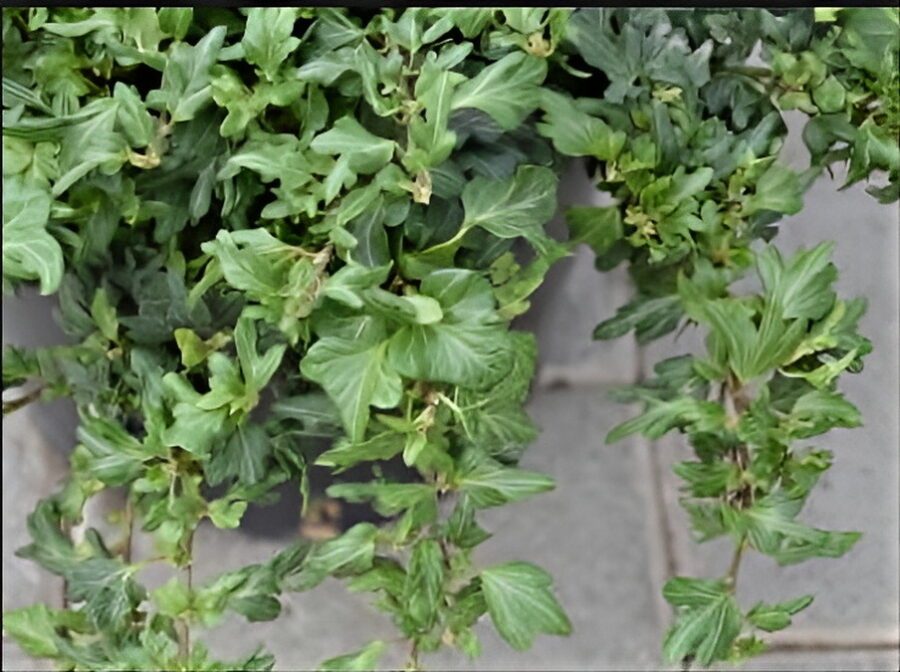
[2,7,897,671]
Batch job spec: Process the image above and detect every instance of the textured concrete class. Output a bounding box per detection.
[2,289,72,617]
[1,407,67,615]
[737,648,900,671]
[426,388,666,671]
[518,160,639,387]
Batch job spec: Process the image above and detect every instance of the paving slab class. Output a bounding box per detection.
[518,160,639,387]
[1,406,67,615]
[423,386,666,670]
[734,647,900,672]
[2,290,73,617]
[1,383,69,672]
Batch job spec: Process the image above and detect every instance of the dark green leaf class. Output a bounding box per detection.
[481,562,571,651]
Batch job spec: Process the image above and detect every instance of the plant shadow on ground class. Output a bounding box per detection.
[238,442,419,540]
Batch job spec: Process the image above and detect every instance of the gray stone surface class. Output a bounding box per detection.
[1,407,67,615]
[2,284,72,619]
[518,160,639,387]
[426,387,666,671]
[735,648,900,672]
[1,287,79,455]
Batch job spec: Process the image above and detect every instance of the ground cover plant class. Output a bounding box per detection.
[2,7,898,671]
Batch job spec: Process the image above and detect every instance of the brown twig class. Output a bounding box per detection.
[122,499,134,565]
[725,538,747,593]
[407,639,420,671]
[176,531,195,662]
[2,385,45,415]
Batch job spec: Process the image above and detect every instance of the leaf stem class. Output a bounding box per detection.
[725,538,747,593]
[177,531,195,662]
[407,639,420,671]
[123,498,134,564]
[61,518,71,610]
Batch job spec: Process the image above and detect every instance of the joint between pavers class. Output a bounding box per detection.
[634,345,680,579]
[633,436,679,631]
[632,343,681,631]
[763,627,900,652]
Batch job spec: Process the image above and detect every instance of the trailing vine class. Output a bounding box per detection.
[2,7,896,671]
[560,7,895,666]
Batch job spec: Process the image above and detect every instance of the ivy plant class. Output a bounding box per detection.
[2,7,896,671]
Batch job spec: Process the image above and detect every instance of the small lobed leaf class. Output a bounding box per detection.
[320,640,386,671]
[481,561,571,651]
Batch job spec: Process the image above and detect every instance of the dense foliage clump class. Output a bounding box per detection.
[2,7,896,670]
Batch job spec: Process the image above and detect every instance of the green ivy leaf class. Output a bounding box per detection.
[461,165,558,251]
[157,26,225,122]
[725,492,861,565]
[593,295,682,344]
[458,453,555,508]
[452,51,548,130]
[327,482,435,517]
[481,561,571,651]
[746,595,814,632]
[151,577,192,618]
[301,316,402,441]
[66,557,146,631]
[310,116,397,174]
[320,640,386,672]
[241,9,300,82]
[404,539,445,629]
[386,269,513,388]
[113,82,154,147]
[743,164,803,215]
[2,179,63,294]
[566,205,624,256]
[158,8,193,40]
[607,397,725,443]
[3,605,89,659]
[538,89,626,160]
[287,523,378,591]
[757,243,837,321]
[206,424,271,487]
[662,577,742,666]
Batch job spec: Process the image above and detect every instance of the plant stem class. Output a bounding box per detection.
[407,640,420,671]
[725,538,747,593]
[123,499,133,565]
[61,518,71,610]
[719,65,774,79]
[177,532,195,662]
[2,385,45,415]
[722,374,751,592]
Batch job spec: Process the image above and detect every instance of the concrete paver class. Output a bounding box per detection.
[518,160,639,387]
